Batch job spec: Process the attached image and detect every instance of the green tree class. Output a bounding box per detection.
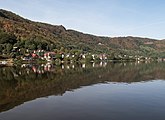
[0,44,3,53]
[0,31,16,44]
[29,44,36,50]
[6,44,13,53]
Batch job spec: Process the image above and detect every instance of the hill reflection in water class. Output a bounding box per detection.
[0,62,165,112]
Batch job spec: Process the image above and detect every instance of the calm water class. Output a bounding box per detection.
[0,62,165,120]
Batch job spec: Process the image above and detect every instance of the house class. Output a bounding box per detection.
[98,54,107,60]
[12,46,19,52]
[32,53,38,58]
[22,54,32,61]
[44,52,56,61]
[92,54,96,60]
[32,50,45,59]
[163,58,165,61]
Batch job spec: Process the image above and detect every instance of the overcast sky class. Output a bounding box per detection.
[1,0,165,39]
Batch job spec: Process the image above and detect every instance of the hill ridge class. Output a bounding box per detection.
[0,9,165,57]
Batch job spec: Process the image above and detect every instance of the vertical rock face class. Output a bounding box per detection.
[0,9,165,55]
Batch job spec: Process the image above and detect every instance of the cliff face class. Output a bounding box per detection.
[0,9,165,55]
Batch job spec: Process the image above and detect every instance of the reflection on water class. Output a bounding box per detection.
[20,62,108,74]
[0,62,165,120]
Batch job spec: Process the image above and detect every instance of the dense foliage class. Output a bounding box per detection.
[0,30,17,54]
[0,9,165,58]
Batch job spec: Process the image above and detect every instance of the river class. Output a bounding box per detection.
[0,62,165,120]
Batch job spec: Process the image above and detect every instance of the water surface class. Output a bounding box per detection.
[0,62,165,120]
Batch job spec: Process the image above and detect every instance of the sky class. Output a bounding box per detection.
[0,0,165,39]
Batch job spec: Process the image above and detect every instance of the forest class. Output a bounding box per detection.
[0,9,165,60]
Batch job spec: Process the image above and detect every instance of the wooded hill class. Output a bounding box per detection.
[0,9,165,57]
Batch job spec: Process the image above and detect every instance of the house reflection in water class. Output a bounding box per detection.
[0,61,165,114]
[21,62,108,74]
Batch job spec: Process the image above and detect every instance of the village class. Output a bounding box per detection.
[0,49,165,66]
[20,49,165,63]
[20,49,108,63]
[0,46,165,66]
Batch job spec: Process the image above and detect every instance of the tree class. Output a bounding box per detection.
[29,44,36,50]
[0,44,3,53]
[0,31,17,44]
[6,44,13,53]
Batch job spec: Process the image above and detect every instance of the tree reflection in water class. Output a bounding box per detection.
[0,61,165,112]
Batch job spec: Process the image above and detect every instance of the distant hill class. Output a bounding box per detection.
[0,9,165,57]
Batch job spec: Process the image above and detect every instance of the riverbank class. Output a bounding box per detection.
[0,58,14,66]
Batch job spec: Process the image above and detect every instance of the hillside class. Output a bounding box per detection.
[0,9,165,57]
